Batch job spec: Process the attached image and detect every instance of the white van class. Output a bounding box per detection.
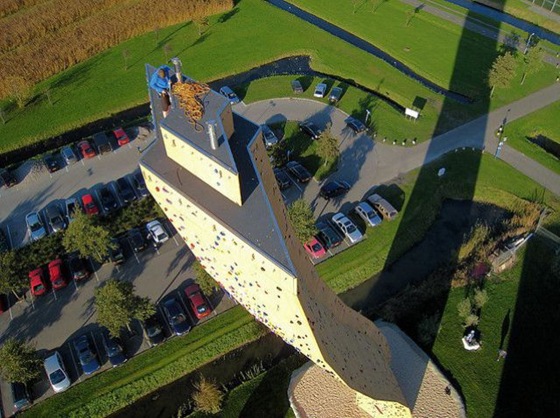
[366,194,398,220]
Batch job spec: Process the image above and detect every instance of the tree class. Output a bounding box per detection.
[287,199,318,243]
[192,375,223,414]
[0,250,25,299]
[95,279,155,337]
[488,52,517,96]
[521,46,544,84]
[464,314,480,328]
[194,17,209,37]
[457,297,472,320]
[317,127,340,166]
[4,75,32,108]
[193,260,217,296]
[0,339,42,384]
[473,288,489,310]
[122,48,131,71]
[63,211,113,263]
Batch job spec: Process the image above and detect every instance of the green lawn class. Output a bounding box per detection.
[24,306,267,418]
[502,101,560,175]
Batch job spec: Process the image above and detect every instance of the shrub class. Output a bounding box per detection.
[193,260,218,297]
[473,288,489,310]
[464,314,480,328]
[457,298,472,320]
[458,222,490,261]
[192,375,224,414]
[417,311,441,347]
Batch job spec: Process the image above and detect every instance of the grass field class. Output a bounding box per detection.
[502,101,560,175]
[475,0,560,34]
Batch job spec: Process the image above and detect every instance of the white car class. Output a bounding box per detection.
[313,83,327,98]
[146,220,169,244]
[331,213,362,244]
[219,86,240,104]
[354,202,382,227]
[44,351,71,393]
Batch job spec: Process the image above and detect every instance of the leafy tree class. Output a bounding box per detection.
[473,288,489,310]
[194,17,209,37]
[95,279,155,337]
[4,75,32,108]
[521,46,544,84]
[464,314,479,328]
[192,375,223,414]
[317,127,340,166]
[193,260,217,296]
[457,297,472,320]
[0,339,42,384]
[0,251,25,299]
[488,52,517,96]
[63,211,113,263]
[287,199,318,243]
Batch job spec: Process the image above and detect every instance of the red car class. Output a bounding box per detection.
[184,284,212,319]
[113,128,130,146]
[48,259,67,290]
[77,140,96,159]
[304,237,326,259]
[82,193,99,215]
[29,268,48,297]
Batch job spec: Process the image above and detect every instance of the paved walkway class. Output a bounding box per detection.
[236,82,560,204]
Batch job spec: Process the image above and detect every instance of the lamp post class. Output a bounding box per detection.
[365,109,371,125]
[524,32,535,55]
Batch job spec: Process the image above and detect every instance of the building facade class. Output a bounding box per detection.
[140,64,411,417]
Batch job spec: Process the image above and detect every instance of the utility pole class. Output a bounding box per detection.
[365,109,371,125]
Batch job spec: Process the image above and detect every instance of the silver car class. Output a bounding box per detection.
[44,351,71,393]
[331,212,362,244]
[261,125,278,148]
[46,205,67,233]
[354,202,382,227]
[60,146,78,165]
[26,212,47,241]
[219,86,239,105]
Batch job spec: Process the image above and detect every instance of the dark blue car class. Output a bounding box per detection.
[101,328,127,367]
[162,298,191,336]
[73,334,100,375]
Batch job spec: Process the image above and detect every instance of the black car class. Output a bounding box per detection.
[329,87,343,104]
[115,177,137,205]
[291,79,303,94]
[286,161,312,183]
[316,221,343,249]
[67,254,90,281]
[11,382,31,412]
[107,238,125,264]
[0,169,17,188]
[143,315,165,346]
[99,186,118,213]
[44,154,61,173]
[101,328,127,367]
[273,168,291,190]
[92,132,112,155]
[127,228,147,253]
[162,297,191,336]
[345,117,367,134]
[132,172,149,199]
[319,180,351,200]
[299,121,322,140]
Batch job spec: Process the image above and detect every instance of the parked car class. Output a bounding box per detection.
[82,193,99,216]
[46,205,67,233]
[29,268,48,297]
[99,186,118,213]
[127,228,147,253]
[73,334,100,375]
[304,237,326,259]
[146,220,169,244]
[313,83,327,98]
[112,127,130,146]
[162,297,191,336]
[143,315,165,346]
[184,283,212,319]
[299,121,322,140]
[329,86,343,104]
[132,172,149,199]
[286,161,312,183]
[0,168,17,188]
[11,381,31,412]
[273,168,291,190]
[219,86,239,104]
[332,213,363,244]
[101,328,127,367]
[67,254,90,281]
[354,202,382,227]
[77,140,96,159]
[291,79,304,94]
[366,193,398,220]
[44,351,71,393]
[107,238,125,265]
[65,197,81,223]
[92,132,112,155]
[319,180,350,200]
[60,146,78,165]
[0,228,10,252]
[345,116,367,134]
[26,212,47,241]
[316,221,343,249]
[261,124,279,148]
[44,154,61,173]
[48,258,67,290]
[115,177,136,205]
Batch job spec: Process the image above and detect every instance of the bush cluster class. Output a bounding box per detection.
[0,0,44,19]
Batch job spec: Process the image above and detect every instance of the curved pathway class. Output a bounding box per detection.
[235,82,560,217]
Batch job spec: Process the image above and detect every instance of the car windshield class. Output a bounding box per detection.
[312,242,322,252]
[147,325,161,337]
[227,92,236,98]
[197,305,208,314]
[50,370,66,385]
[30,221,42,232]
[171,313,186,325]
[34,283,44,291]
[367,210,376,219]
[344,222,356,233]
[157,233,167,241]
